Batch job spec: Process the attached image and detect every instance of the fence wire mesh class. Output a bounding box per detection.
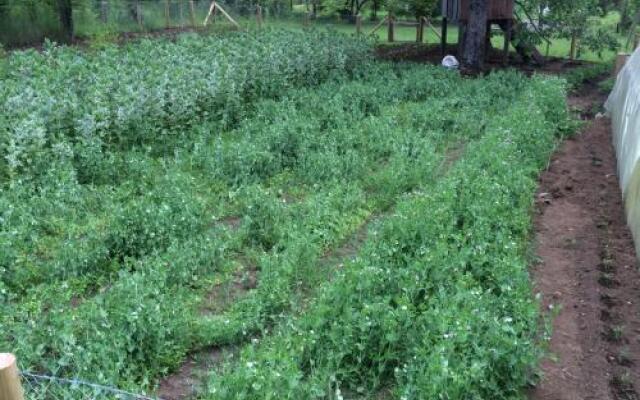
[0,0,308,48]
[0,0,441,49]
[20,371,161,400]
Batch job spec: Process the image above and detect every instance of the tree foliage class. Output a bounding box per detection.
[516,0,619,57]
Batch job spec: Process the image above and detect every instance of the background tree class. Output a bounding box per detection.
[516,0,619,59]
[406,0,436,19]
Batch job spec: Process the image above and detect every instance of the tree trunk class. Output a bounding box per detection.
[56,0,74,43]
[461,0,488,72]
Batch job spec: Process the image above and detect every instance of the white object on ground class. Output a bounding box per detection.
[441,55,459,70]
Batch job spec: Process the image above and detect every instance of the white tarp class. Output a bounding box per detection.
[605,48,640,254]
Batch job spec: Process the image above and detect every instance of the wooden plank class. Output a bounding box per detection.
[424,17,441,40]
[503,18,511,65]
[368,16,387,36]
[256,5,263,28]
[190,0,196,27]
[136,1,143,29]
[459,0,513,21]
[417,17,424,43]
[215,2,241,29]
[441,17,448,56]
[203,1,216,26]
[165,0,171,28]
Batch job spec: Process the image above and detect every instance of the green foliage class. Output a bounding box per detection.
[0,29,371,183]
[205,74,569,400]
[1,27,571,400]
[518,0,620,59]
[563,61,612,90]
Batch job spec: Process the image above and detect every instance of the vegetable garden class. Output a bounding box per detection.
[0,28,570,399]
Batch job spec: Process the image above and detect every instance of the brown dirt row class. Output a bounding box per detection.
[156,141,466,399]
[529,81,640,400]
[157,213,375,400]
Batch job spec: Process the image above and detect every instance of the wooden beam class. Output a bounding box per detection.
[388,15,395,42]
[441,17,448,56]
[256,5,263,28]
[189,0,196,27]
[417,17,424,43]
[203,1,215,26]
[136,1,143,29]
[0,354,24,400]
[423,17,441,40]
[165,0,171,28]
[570,33,577,60]
[503,18,512,65]
[368,16,387,36]
[214,2,241,29]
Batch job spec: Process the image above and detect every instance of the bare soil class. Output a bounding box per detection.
[157,347,235,400]
[529,81,640,400]
[375,43,590,75]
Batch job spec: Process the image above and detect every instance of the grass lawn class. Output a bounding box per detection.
[235,10,630,63]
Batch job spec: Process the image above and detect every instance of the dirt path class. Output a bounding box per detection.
[530,82,640,400]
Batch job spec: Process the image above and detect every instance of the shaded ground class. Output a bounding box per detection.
[375,43,590,75]
[529,81,640,400]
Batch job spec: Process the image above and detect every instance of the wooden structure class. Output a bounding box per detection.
[369,16,440,44]
[441,0,514,64]
[203,1,241,29]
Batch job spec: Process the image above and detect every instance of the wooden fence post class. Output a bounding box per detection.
[356,14,362,35]
[190,0,196,27]
[179,1,184,27]
[256,5,263,28]
[441,17,447,56]
[136,1,143,29]
[417,17,424,43]
[165,0,171,28]
[0,354,24,400]
[569,33,577,60]
[503,19,512,65]
[100,0,108,23]
[634,33,640,50]
[204,1,216,26]
[387,15,394,42]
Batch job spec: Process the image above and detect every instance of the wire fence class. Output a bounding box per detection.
[0,0,308,48]
[20,371,161,400]
[0,0,446,49]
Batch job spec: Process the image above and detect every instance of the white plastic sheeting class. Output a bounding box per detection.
[605,48,640,254]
